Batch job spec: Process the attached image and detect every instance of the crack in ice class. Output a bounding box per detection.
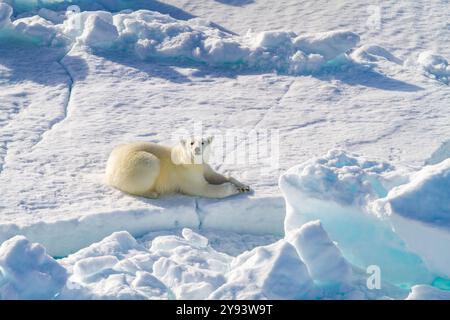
[253,79,295,130]
[345,123,402,147]
[194,197,205,230]
[31,51,74,150]
[217,79,294,170]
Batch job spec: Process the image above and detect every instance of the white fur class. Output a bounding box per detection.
[105,137,250,198]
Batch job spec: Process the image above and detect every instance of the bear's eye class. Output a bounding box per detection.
[202,142,204,145]
[190,141,194,146]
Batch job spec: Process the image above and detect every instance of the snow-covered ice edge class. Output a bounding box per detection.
[0,195,285,257]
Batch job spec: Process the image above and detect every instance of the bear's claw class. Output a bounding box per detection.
[237,186,251,193]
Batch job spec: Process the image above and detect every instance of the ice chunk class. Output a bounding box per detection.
[406,285,450,300]
[252,30,296,48]
[153,256,225,299]
[378,159,450,225]
[426,140,450,165]
[203,37,248,64]
[280,149,394,211]
[417,51,450,84]
[38,8,64,24]
[150,229,231,299]
[288,51,325,74]
[12,16,56,45]
[62,231,144,266]
[0,236,67,299]
[280,150,434,287]
[73,255,119,280]
[62,10,114,40]
[372,159,450,277]
[131,271,168,298]
[350,44,402,65]
[78,14,118,48]
[91,10,360,74]
[210,240,315,299]
[182,228,208,248]
[0,7,374,75]
[0,3,12,29]
[287,220,352,284]
[60,231,169,299]
[293,30,360,60]
[0,6,58,46]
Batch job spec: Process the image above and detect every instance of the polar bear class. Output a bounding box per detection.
[105,137,251,198]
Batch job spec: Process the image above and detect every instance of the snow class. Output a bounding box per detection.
[0,0,450,300]
[417,51,450,84]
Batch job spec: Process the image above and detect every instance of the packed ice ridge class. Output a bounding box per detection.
[2,1,448,80]
[0,2,361,75]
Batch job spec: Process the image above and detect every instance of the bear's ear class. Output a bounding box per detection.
[207,136,214,144]
[180,138,186,146]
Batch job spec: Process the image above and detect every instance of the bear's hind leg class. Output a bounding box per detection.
[142,190,160,198]
[122,151,160,197]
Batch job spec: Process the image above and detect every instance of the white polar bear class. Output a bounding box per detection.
[105,136,251,198]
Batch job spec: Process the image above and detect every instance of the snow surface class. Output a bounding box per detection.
[0,0,449,299]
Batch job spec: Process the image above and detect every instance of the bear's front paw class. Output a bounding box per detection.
[224,182,240,195]
[236,185,251,193]
[231,181,251,193]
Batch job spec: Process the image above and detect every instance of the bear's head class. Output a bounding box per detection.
[172,136,214,165]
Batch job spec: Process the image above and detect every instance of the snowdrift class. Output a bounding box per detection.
[0,3,364,75]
